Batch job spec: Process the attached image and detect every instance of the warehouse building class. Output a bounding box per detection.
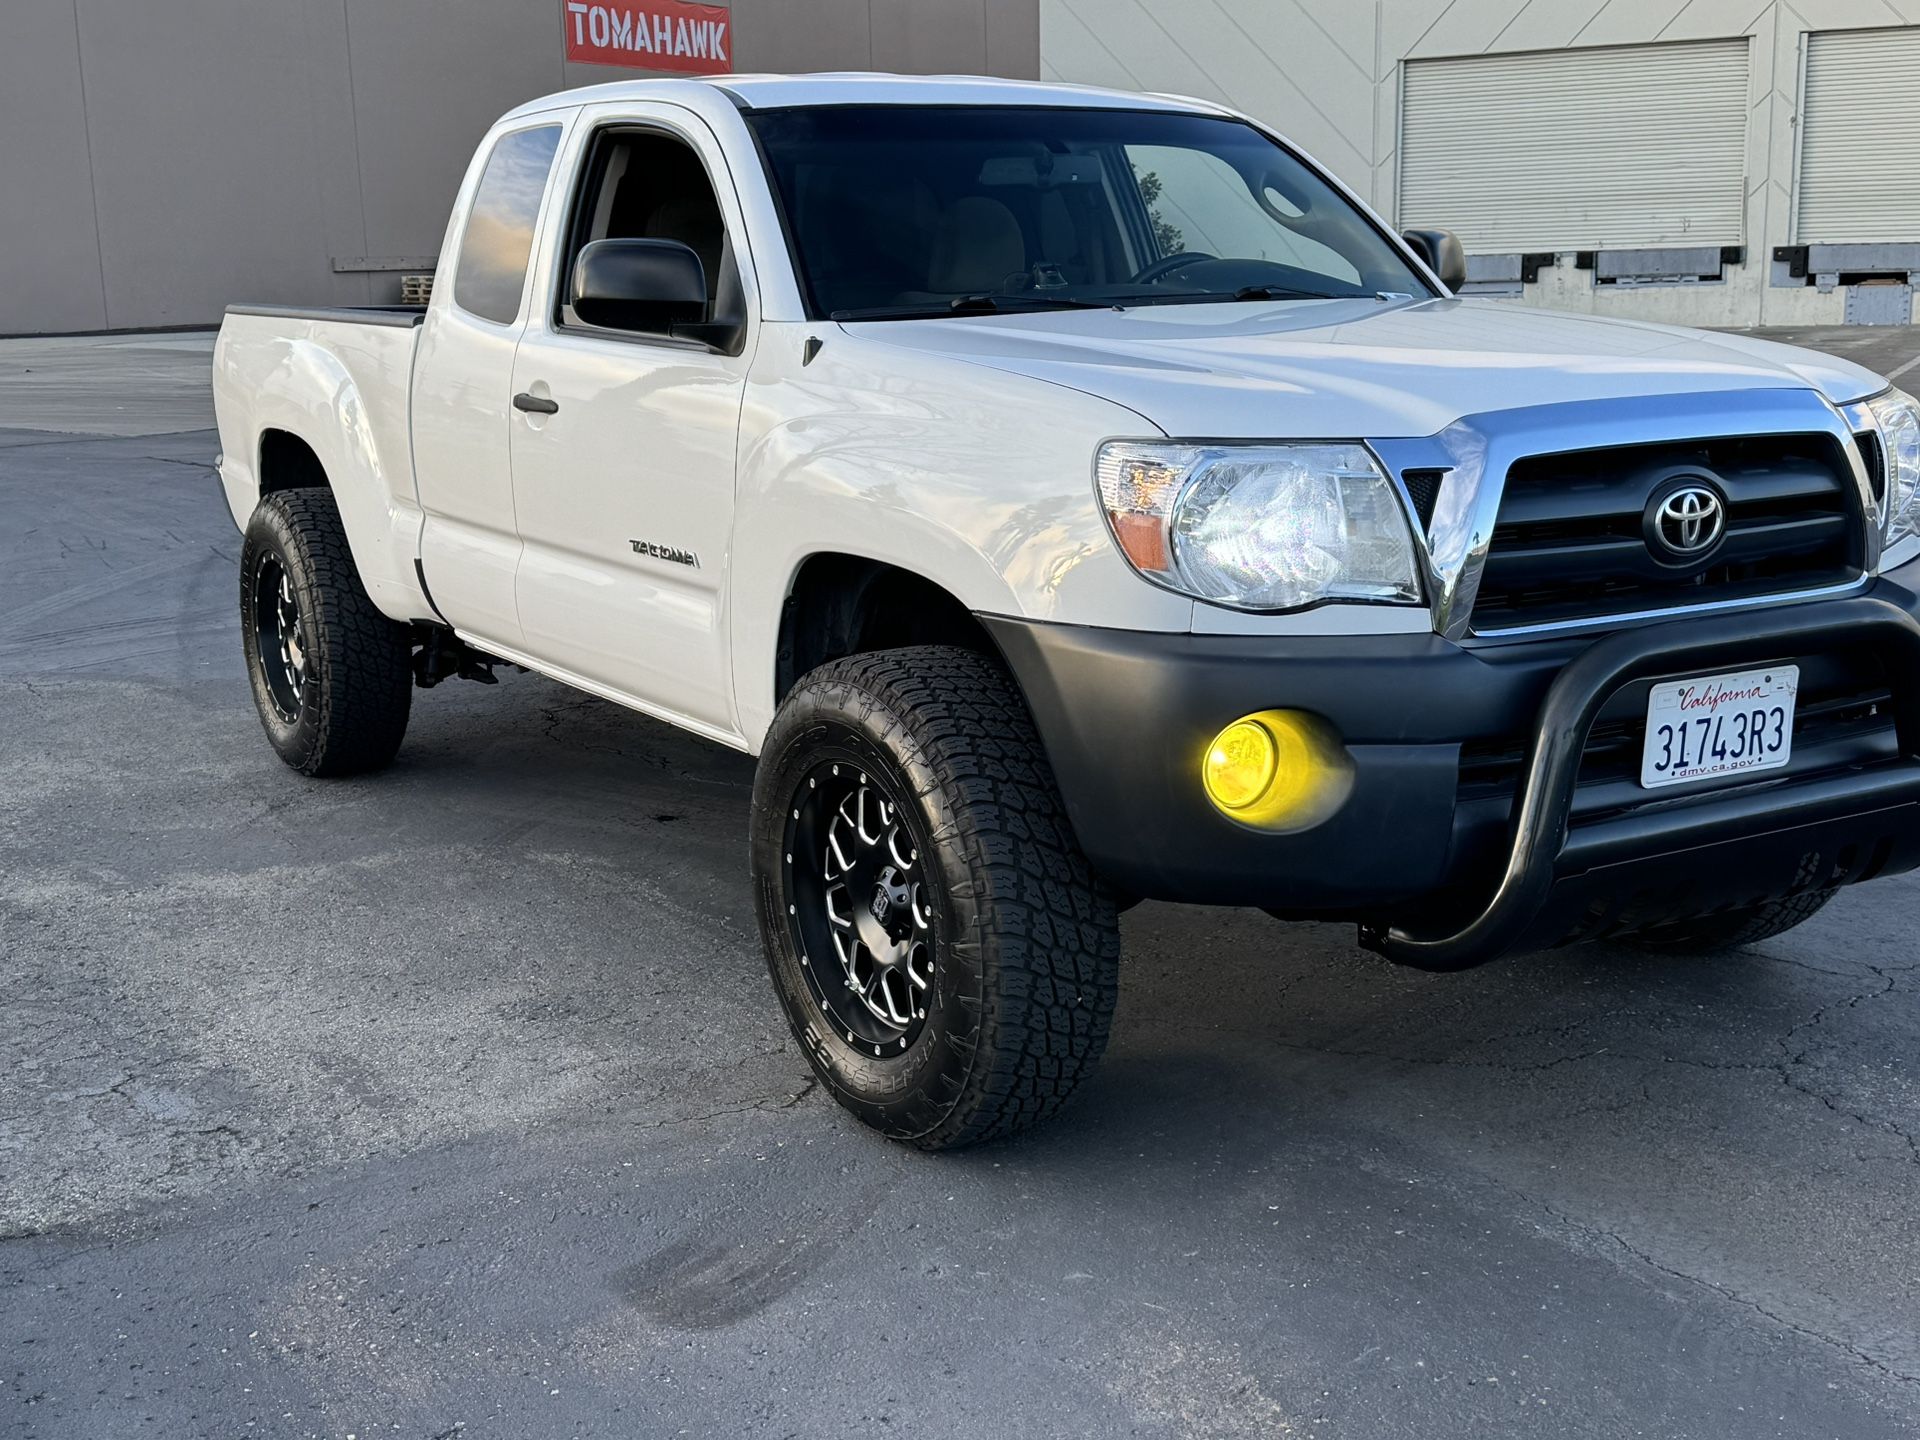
[0,0,1037,335]
[1042,0,1920,327]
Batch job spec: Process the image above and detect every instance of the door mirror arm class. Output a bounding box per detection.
[1400,228,1467,293]
[668,318,747,356]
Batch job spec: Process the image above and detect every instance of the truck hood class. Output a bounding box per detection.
[846,297,1886,440]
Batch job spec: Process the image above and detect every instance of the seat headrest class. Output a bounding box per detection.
[646,198,723,290]
[927,197,1025,294]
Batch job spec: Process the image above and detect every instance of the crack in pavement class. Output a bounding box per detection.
[1526,1189,1920,1387]
[1770,963,1920,1166]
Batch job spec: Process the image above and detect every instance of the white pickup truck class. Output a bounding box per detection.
[214,73,1920,1149]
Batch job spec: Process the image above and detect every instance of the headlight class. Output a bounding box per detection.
[1095,441,1421,611]
[1864,387,1920,546]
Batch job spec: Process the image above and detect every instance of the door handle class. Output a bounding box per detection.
[512,392,559,415]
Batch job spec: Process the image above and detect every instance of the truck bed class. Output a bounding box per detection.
[212,303,431,623]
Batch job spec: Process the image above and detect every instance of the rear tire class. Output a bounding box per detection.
[240,487,412,776]
[1632,889,1838,953]
[751,646,1121,1150]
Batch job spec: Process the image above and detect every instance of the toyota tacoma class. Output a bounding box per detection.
[211,74,1920,1148]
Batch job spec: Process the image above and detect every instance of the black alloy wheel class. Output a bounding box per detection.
[784,760,937,1056]
[251,550,309,725]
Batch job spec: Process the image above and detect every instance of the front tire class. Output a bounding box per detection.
[240,487,412,776]
[751,646,1121,1150]
[1632,888,1838,953]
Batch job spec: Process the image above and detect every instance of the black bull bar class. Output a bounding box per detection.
[1363,597,1920,970]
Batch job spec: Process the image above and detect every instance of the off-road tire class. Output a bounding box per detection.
[240,487,412,776]
[751,645,1121,1150]
[1632,889,1838,953]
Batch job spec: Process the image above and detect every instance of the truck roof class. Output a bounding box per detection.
[497,72,1226,122]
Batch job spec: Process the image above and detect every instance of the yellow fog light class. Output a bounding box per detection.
[1200,710,1354,832]
[1204,720,1279,810]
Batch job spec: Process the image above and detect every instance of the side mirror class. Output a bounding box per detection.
[572,238,707,333]
[1400,228,1466,292]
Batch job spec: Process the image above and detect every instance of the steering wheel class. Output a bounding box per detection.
[1130,251,1217,284]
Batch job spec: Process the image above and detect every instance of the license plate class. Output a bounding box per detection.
[1640,665,1799,790]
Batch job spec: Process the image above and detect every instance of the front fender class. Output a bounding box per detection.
[730,325,1192,745]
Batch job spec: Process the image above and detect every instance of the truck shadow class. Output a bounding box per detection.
[998,887,1914,1199]
[394,664,1914,1204]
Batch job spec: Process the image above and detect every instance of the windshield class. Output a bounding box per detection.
[745,105,1430,320]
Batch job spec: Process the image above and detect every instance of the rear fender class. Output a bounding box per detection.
[214,322,430,623]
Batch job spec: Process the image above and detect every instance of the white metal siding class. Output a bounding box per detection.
[1400,40,1749,253]
[1797,27,1920,244]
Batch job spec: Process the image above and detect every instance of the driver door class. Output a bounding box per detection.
[507,108,757,742]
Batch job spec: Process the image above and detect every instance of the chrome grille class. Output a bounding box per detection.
[1470,434,1864,631]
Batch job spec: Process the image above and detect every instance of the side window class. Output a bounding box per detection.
[453,125,563,325]
[558,129,742,337]
[1125,144,1361,286]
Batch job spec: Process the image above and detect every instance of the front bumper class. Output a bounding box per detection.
[982,566,1920,969]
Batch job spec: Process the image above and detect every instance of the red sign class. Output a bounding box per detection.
[563,0,732,74]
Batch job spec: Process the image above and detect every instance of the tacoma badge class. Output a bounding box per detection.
[629,539,700,568]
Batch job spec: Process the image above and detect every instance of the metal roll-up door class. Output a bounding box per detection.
[1797,27,1920,244]
[1399,39,1749,253]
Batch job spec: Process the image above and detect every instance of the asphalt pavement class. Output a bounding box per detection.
[4,327,1920,1439]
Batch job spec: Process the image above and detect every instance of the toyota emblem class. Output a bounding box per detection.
[1649,483,1725,559]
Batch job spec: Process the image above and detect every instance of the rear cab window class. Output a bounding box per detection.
[453,125,564,324]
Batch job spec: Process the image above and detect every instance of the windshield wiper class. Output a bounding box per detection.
[1229,284,1343,302]
[830,294,1115,321]
[946,292,1113,313]
[1087,285,1347,309]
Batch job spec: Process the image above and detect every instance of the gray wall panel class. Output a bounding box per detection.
[294,0,378,309]
[75,0,360,328]
[343,0,572,259]
[872,0,987,74]
[0,1,107,332]
[730,0,870,73]
[984,0,1041,82]
[561,59,654,89]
